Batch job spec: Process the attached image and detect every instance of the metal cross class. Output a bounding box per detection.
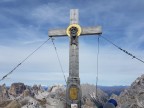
[48,9,102,108]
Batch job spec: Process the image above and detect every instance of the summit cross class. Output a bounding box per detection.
[48,9,102,108]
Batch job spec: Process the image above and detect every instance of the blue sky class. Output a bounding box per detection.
[0,0,144,86]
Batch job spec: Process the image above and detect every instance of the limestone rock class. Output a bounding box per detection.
[20,96,42,108]
[9,83,26,96]
[5,100,21,108]
[0,83,110,108]
[0,84,9,102]
[0,100,12,108]
[48,84,66,99]
[81,84,108,107]
[32,84,39,94]
[23,89,30,97]
[116,74,144,108]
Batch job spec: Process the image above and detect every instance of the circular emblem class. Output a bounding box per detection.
[66,24,81,37]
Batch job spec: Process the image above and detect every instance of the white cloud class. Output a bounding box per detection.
[31,3,69,26]
[0,39,144,86]
[124,22,144,48]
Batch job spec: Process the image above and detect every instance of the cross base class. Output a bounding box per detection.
[66,77,82,108]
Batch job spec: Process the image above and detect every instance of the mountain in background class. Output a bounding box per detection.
[99,86,129,96]
[0,83,108,108]
[0,74,144,108]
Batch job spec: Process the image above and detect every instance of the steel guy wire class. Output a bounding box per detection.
[0,38,51,82]
[101,36,144,64]
[96,36,100,97]
[50,37,67,84]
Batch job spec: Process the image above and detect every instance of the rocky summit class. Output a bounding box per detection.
[0,83,108,108]
[1,75,144,108]
[8,83,26,96]
[111,74,144,108]
[0,84,9,103]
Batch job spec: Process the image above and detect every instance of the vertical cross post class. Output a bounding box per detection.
[66,9,82,108]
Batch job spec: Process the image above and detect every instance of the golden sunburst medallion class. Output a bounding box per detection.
[66,24,82,37]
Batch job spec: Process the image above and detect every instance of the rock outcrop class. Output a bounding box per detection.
[8,83,26,96]
[111,74,144,108]
[23,89,30,97]
[81,84,108,108]
[0,84,9,102]
[5,100,21,108]
[0,83,110,108]
[1,73,144,108]
[48,84,66,99]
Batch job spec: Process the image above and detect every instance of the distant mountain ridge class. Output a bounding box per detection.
[1,75,143,108]
[5,84,127,96]
[99,85,129,96]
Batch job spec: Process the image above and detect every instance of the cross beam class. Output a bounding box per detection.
[48,26,102,37]
[48,9,102,108]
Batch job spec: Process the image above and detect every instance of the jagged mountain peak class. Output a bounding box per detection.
[111,74,144,108]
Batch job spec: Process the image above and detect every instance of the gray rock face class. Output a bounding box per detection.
[5,100,21,108]
[0,84,9,102]
[48,84,66,99]
[8,83,26,96]
[111,74,144,108]
[81,84,108,108]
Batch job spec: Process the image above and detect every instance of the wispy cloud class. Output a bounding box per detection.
[31,3,69,26]
[124,22,144,49]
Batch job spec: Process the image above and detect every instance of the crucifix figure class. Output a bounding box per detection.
[48,9,102,108]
